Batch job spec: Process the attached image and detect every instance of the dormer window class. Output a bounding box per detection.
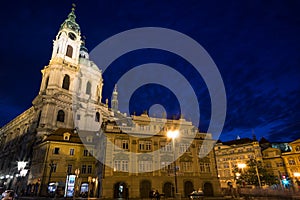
[86,136,93,143]
[63,132,71,141]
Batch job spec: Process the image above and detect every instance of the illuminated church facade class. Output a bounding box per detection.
[0,6,221,198]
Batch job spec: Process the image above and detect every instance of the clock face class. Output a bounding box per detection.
[68,32,76,40]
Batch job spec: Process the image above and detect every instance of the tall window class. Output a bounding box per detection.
[181,161,192,172]
[62,75,70,90]
[52,164,57,173]
[81,165,87,174]
[57,110,65,122]
[95,112,100,122]
[87,165,92,174]
[83,149,89,156]
[45,76,49,89]
[69,148,74,156]
[67,164,72,174]
[53,147,60,154]
[86,81,91,95]
[66,45,73,58]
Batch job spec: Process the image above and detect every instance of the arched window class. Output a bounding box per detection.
[62,75,70,90]
[86,81,91,95]
[296,146,300,152]
[66,45,73,58]
[45,76,49,89]
[57,110,65,122]
[95,112,100,122]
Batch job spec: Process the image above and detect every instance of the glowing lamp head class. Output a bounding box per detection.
[167,130,179,139]
[17,161,27,171]
[237,163,246,169]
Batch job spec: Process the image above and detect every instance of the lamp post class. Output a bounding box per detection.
[167,130,179,197]
[73,168,80,199]
[251,159,262,188]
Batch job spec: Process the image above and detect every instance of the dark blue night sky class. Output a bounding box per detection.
[0,1,299,142]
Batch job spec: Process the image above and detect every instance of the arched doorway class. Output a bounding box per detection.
[203,182,214,196]
[163,182,174,198]
[113,182,128,199]
[140,180,151,198]
[184,181,194,197]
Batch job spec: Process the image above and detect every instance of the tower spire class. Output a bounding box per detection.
[111,85,119,112]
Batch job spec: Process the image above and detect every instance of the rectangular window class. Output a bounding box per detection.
[115,139,129,150]
[87,165,92,174]
[81,165,87,174]
[67,164,72,174]
[199,163,205,172]
[205,163,211,172]
[139,141,152,151]
[70,148,74,156]
[160,142,172,152]
[138,161,153,172]
[83,149,89,156]
[179,144,190,153]
[114,160,128,172]
[181,162,192,172]
[53,147,60,154]
[289,159,296,165]
[276,162,283,167]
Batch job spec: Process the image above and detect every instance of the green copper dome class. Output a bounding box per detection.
[60,5,81,34]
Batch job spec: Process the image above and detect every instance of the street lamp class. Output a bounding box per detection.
[237,163,246,172]
[167,130,179,197]
[73,168,80,199]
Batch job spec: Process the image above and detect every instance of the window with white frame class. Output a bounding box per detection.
[138,160,153,172]
[181,161,192,172]
[179,143,190,153]
[114,160,129,172]
[160,142,172,152]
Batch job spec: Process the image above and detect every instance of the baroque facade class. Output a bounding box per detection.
[214,137,263,189]
[0,5,221,198]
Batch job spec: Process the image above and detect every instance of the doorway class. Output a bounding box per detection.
[113,182,128,199]
[140,180,151,198]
